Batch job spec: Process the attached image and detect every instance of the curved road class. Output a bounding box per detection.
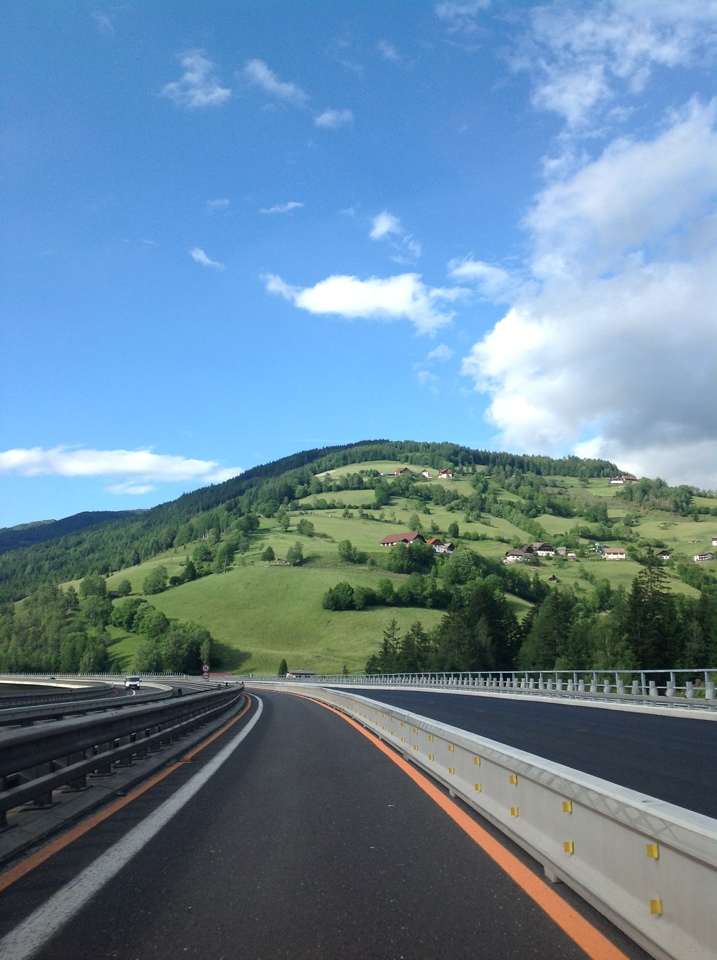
[333,688,717,819]
[0,692,648,960]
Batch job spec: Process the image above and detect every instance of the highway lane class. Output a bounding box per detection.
[335,689,717,818]
[0,691,648,960]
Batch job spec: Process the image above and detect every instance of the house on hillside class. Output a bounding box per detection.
[556,546,568,556]
[503,549,527,564]
[380,532,426,548]
[528,541,555,557]
[548,575,559,583]
[421,470,433,479]
[426,537,454,555]
[395,467,413,476]
[609,474,638,485]
[711,536,717,547]
[438,468,454,480]
[694,552,715,563]
[603,547,627,560]
[655,549,670,561]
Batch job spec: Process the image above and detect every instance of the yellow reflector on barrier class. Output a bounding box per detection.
[474,757,481,765]
[509,774,518,785]
[510,807,519,817]
[646,843,659,859]
[562,801,573,814]
[428,754,434,761]
[474,784,482,792]
[564,841,574,854]
[448,744,455,752]
[649,899,663,916]
[448,767,455,774]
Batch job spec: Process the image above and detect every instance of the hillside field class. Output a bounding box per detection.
[94,459,710,675]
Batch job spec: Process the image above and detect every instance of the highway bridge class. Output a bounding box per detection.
[0,678,714,960]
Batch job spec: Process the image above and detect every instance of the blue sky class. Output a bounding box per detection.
[2,0,716,528]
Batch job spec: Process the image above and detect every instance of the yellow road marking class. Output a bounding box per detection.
[0,695,253,893]
[313,698,631,960]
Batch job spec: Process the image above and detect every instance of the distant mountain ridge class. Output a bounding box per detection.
[0,440,621,601]
[0,511,143,555]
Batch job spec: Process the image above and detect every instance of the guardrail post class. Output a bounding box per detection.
[590,672,598,693]
[706,682,715,700]
[649,680,658,697]
[617,678,625,694]
[666,681,676,697]
[686,681,695,699]
[603,680,611,694]
[578,679,585,693]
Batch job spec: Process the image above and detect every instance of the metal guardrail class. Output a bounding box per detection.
[0,686,177,729]
[0,682,117,710]
[256,681,717,960]
[250,668,717,709]
[0,684,244,828]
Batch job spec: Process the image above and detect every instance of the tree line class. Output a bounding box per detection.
[0,573,216,674]
[363,552,717,675]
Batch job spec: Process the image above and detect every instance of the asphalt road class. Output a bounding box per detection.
[335,688,717,818]
[0,692,649,960]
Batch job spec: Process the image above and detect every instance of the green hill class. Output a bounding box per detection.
[2,441,716,676]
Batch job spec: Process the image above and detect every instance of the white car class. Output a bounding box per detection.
[124,675,141,690]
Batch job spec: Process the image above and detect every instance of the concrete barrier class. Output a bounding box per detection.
[255,682,717,960]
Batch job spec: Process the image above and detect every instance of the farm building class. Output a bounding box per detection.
[380,532,426,547]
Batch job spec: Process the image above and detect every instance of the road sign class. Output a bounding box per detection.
[202,671,210,679]
[202,664,210,673]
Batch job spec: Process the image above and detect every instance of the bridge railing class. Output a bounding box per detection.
[256,681,717,960]
[250,668,717,706]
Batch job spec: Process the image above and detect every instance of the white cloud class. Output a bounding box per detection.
[448,257,516,300]
[0,447,242,490]
[92,12,114,35]
[518,2,717,132]
[460,100,717,487]
[377,40,401,62]
[107,482,155,496]
[314,108,354,129]
[263,272,463,335]
[206,198,230,215]
[161,50,231,110]
[427,343,455,361]
[190,247,224,270]
[243,59,309,108]
[435,1,491,34]
[260,201,304,215]
[370,211,402,240]
[370,211,421,262]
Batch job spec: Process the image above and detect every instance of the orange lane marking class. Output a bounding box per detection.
[0,695,253,894]
[312,697,630,960]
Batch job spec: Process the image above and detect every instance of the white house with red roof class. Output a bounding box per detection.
[426,537,454,554]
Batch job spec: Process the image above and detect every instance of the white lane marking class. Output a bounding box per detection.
[0,696,264,960]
